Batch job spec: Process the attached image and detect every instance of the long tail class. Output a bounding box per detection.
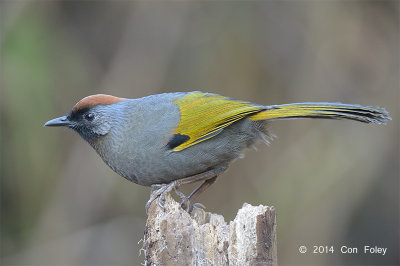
[249,102,391,124]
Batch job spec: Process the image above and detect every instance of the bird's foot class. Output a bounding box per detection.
[185,202,206,213]
[191,203,206,213]
[145,181,177,213]
[179,194,206,213]
[145,169,219,214]
[145,183,204,214]
[173,188,190,211]
[175,188,204,212]
[179,197,190,212]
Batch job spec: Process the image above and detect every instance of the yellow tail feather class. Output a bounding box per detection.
[250,103,390,124]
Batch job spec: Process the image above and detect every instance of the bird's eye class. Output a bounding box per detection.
[85,113,95,121]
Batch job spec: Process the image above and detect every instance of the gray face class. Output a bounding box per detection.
[44,105,114,143]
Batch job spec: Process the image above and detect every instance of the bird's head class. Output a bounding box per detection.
[44,94,126,142]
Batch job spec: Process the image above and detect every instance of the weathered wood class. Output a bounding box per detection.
[144,193,277,265]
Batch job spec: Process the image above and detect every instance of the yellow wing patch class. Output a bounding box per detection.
[172,92,262,151]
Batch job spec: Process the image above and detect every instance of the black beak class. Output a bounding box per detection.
[44,115,70,127]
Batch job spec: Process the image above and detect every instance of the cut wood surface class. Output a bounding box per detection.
[144,193,277,265]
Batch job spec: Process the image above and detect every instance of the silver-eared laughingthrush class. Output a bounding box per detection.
[44,92,391,211]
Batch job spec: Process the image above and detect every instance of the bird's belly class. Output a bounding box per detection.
[124,124,261,186]
[124,148,223,186]
[103,118,268,186]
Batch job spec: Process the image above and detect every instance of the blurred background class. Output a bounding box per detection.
[1,1,398,265]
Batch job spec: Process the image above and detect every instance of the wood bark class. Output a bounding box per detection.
[144,193,277,265]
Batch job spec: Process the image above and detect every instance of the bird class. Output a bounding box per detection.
[44,91,391,212]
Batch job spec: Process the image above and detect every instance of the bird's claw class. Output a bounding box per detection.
[180,198,206,213]
[145,182,207,214]
[192,202,206,210]
[145,182,177,214]
[180,198,190,212]
[173,188,190,211]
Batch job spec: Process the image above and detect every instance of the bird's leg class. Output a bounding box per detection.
[180,176,217,211]
[174,187,187,202]
[145,169,217,213]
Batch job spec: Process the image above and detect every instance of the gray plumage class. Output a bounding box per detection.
[45,91,391,189]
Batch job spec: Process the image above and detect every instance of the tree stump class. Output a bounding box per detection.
[144,193,277,265]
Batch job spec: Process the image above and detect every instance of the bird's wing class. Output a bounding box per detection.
[170,92,262,151]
